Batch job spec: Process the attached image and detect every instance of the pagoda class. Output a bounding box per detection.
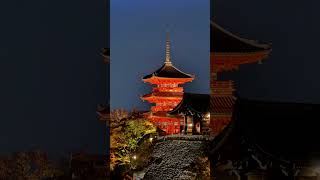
[97,48,110,123]
[210,21,272,134]
[141,33,194,134]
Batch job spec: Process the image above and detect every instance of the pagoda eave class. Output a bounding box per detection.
[141,96,182,103]
[143,77,194,85]
[210,50,271,72]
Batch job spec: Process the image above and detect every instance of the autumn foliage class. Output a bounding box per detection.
[109,109,156,175]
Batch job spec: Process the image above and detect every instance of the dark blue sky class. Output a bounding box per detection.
[213,0,320,104]
[111,0,210,110]
[0,0,107,155]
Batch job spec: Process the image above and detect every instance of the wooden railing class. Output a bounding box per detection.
[211,80,235,95]
[153,87,183,93]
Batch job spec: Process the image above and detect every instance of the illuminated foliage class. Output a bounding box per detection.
[109,108,129,128]
[110,109,156,172]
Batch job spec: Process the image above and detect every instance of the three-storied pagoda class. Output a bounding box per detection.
[97,48,110,123]
[141,33,194,134]
[210,21,272,134]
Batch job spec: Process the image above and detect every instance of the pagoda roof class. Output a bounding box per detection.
[102,48,110,64]
[96,104,110,122]
[102,48,110,57]
[96,104,109,114]
[168,93,237,116]
[143,32,194,80]
[169,93,210,116]
[143,63,194,80]
[211,21,271,53]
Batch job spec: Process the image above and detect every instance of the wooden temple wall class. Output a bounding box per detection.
[156,118,181,135]
[210,115,232,135]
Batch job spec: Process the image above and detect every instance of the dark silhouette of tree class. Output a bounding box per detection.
[0,150,65,180]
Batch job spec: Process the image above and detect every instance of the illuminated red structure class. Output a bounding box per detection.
[141,33,194,134]
[210,21,272,134]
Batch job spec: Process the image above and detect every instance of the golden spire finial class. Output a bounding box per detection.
[165,29,172,65]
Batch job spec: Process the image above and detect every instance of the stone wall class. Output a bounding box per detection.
[143,137,209,180]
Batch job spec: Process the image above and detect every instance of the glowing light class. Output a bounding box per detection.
[188,124,193,127]
[149,137,153,142]
[133,155,137,160]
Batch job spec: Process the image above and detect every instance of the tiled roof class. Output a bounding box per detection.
[143,63,194,79]
[210,96,236,114]
[211,21,271,53]
[169,93,210,115]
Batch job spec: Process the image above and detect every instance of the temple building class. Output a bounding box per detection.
[208,21,320,180]
[141,33,194,135]
[168,93,210,135]
[208,98,320,180]
[210,21,272,135]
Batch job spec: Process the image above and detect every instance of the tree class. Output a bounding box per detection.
[109,108,129,128]
[110,109,156,175]
[11,152,31,180]
[0,150,65,180]
[0,157,11,179]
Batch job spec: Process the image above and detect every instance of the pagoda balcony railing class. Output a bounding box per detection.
[153,87,183,93]
[150,91,184,97]
[211,80,234,87]
[211,80,235,95]
[211,81,234,89]
[157,83,179,88]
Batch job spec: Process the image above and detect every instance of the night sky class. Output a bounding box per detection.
[0,0,108,155]
[111,0,210,110]
[213,0,320,104]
